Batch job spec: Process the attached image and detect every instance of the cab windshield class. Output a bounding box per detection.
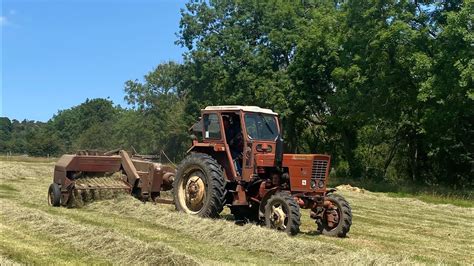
[244,113,279,140]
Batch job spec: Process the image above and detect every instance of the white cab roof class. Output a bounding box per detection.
[204,105,278,115]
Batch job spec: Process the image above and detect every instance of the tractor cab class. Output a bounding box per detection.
[189,105,282,182]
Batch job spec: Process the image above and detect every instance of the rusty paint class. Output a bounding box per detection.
[51,150,175,206]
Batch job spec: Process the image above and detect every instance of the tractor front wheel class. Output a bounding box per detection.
[173,153,226,218]
[48,183,61,207]
[318,193,352,237]
[264,191,301,235]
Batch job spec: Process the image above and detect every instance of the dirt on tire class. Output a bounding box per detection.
[264,191,301,235]
[173,152,226,218]
[319,193,352,237]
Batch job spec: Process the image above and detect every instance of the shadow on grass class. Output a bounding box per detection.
[299,230,322,237]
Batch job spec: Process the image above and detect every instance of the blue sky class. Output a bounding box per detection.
[1,0,187,122]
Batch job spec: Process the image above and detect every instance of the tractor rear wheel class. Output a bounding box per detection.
[264,191,301,235]
[318,193,352,237]
[48,183,61,207]
[173,153,226,218]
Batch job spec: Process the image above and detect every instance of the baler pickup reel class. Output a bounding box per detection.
[48,149,176,207]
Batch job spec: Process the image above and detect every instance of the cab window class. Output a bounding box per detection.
[244,113,278,140]
[203,113,221,139]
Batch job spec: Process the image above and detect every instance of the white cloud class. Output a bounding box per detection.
[0,16,7,26]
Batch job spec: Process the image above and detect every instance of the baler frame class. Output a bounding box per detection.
[50,150,175,207]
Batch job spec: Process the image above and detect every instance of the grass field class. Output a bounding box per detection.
[0,160,473,265]
[330,177,473,208]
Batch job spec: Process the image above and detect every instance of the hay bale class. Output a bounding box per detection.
[336,184,365,193]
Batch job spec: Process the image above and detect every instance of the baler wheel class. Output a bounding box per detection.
[264,191,301,235]
[173,153,226,218]
[48,183,61,207]
[318,193,352,237]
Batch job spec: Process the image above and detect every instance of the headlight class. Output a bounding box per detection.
[311,179,325,189]
[318,180,325,188]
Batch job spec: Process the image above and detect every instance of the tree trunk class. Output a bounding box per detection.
[383,137,400,177]
[342,127,362,178]
[408,134,420,184]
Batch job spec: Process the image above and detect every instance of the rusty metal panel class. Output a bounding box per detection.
[150,164,163,193]
[255,153,276,167]
[120,150,140,186]
[283,154,331,192]
[53,168,67,185]
[54,154,76,171]
[74,156,122,172]
[55,155,122,173]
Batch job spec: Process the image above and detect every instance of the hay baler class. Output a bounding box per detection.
[48,150,176,207]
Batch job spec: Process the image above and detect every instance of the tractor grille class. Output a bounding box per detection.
[312,159,328,179]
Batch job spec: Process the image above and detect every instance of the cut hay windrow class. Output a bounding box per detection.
[0,201,199,265]
[1,160,473,265]
[0,255,21,266]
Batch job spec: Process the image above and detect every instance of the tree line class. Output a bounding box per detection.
[1,0,472,188]
[0,98,189,161]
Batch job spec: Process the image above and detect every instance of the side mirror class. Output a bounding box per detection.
[275,134,284,168]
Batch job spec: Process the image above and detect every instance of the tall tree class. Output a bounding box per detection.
[124,62,190,160]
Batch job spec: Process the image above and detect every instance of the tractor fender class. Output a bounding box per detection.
[186,143,226,154]
[187,146,235,181]
[258,187,279,219]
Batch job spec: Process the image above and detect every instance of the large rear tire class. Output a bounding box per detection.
[318,193,352,237]
[48,183,61,207]
[173,153,226,218]
[264,191,301,235]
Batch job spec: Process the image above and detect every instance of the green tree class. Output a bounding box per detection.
[0,117,12,151]
[124,62,190,160]
[49,98,120,152]
[2,0,471,188]
[169,0,473,187]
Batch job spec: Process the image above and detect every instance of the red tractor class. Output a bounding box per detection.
[173,106,352,237]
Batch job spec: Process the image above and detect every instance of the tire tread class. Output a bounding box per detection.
[322,193,352,237]
[173,152,226,218]
[265,191,301,236]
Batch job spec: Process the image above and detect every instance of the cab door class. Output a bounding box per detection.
[241,112,255,182]
[240,112,281,182]
[201,112,238,180]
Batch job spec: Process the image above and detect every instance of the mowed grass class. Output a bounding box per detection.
[0,160,473,265]
[0,155,57,164]
[330,177,473,208]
